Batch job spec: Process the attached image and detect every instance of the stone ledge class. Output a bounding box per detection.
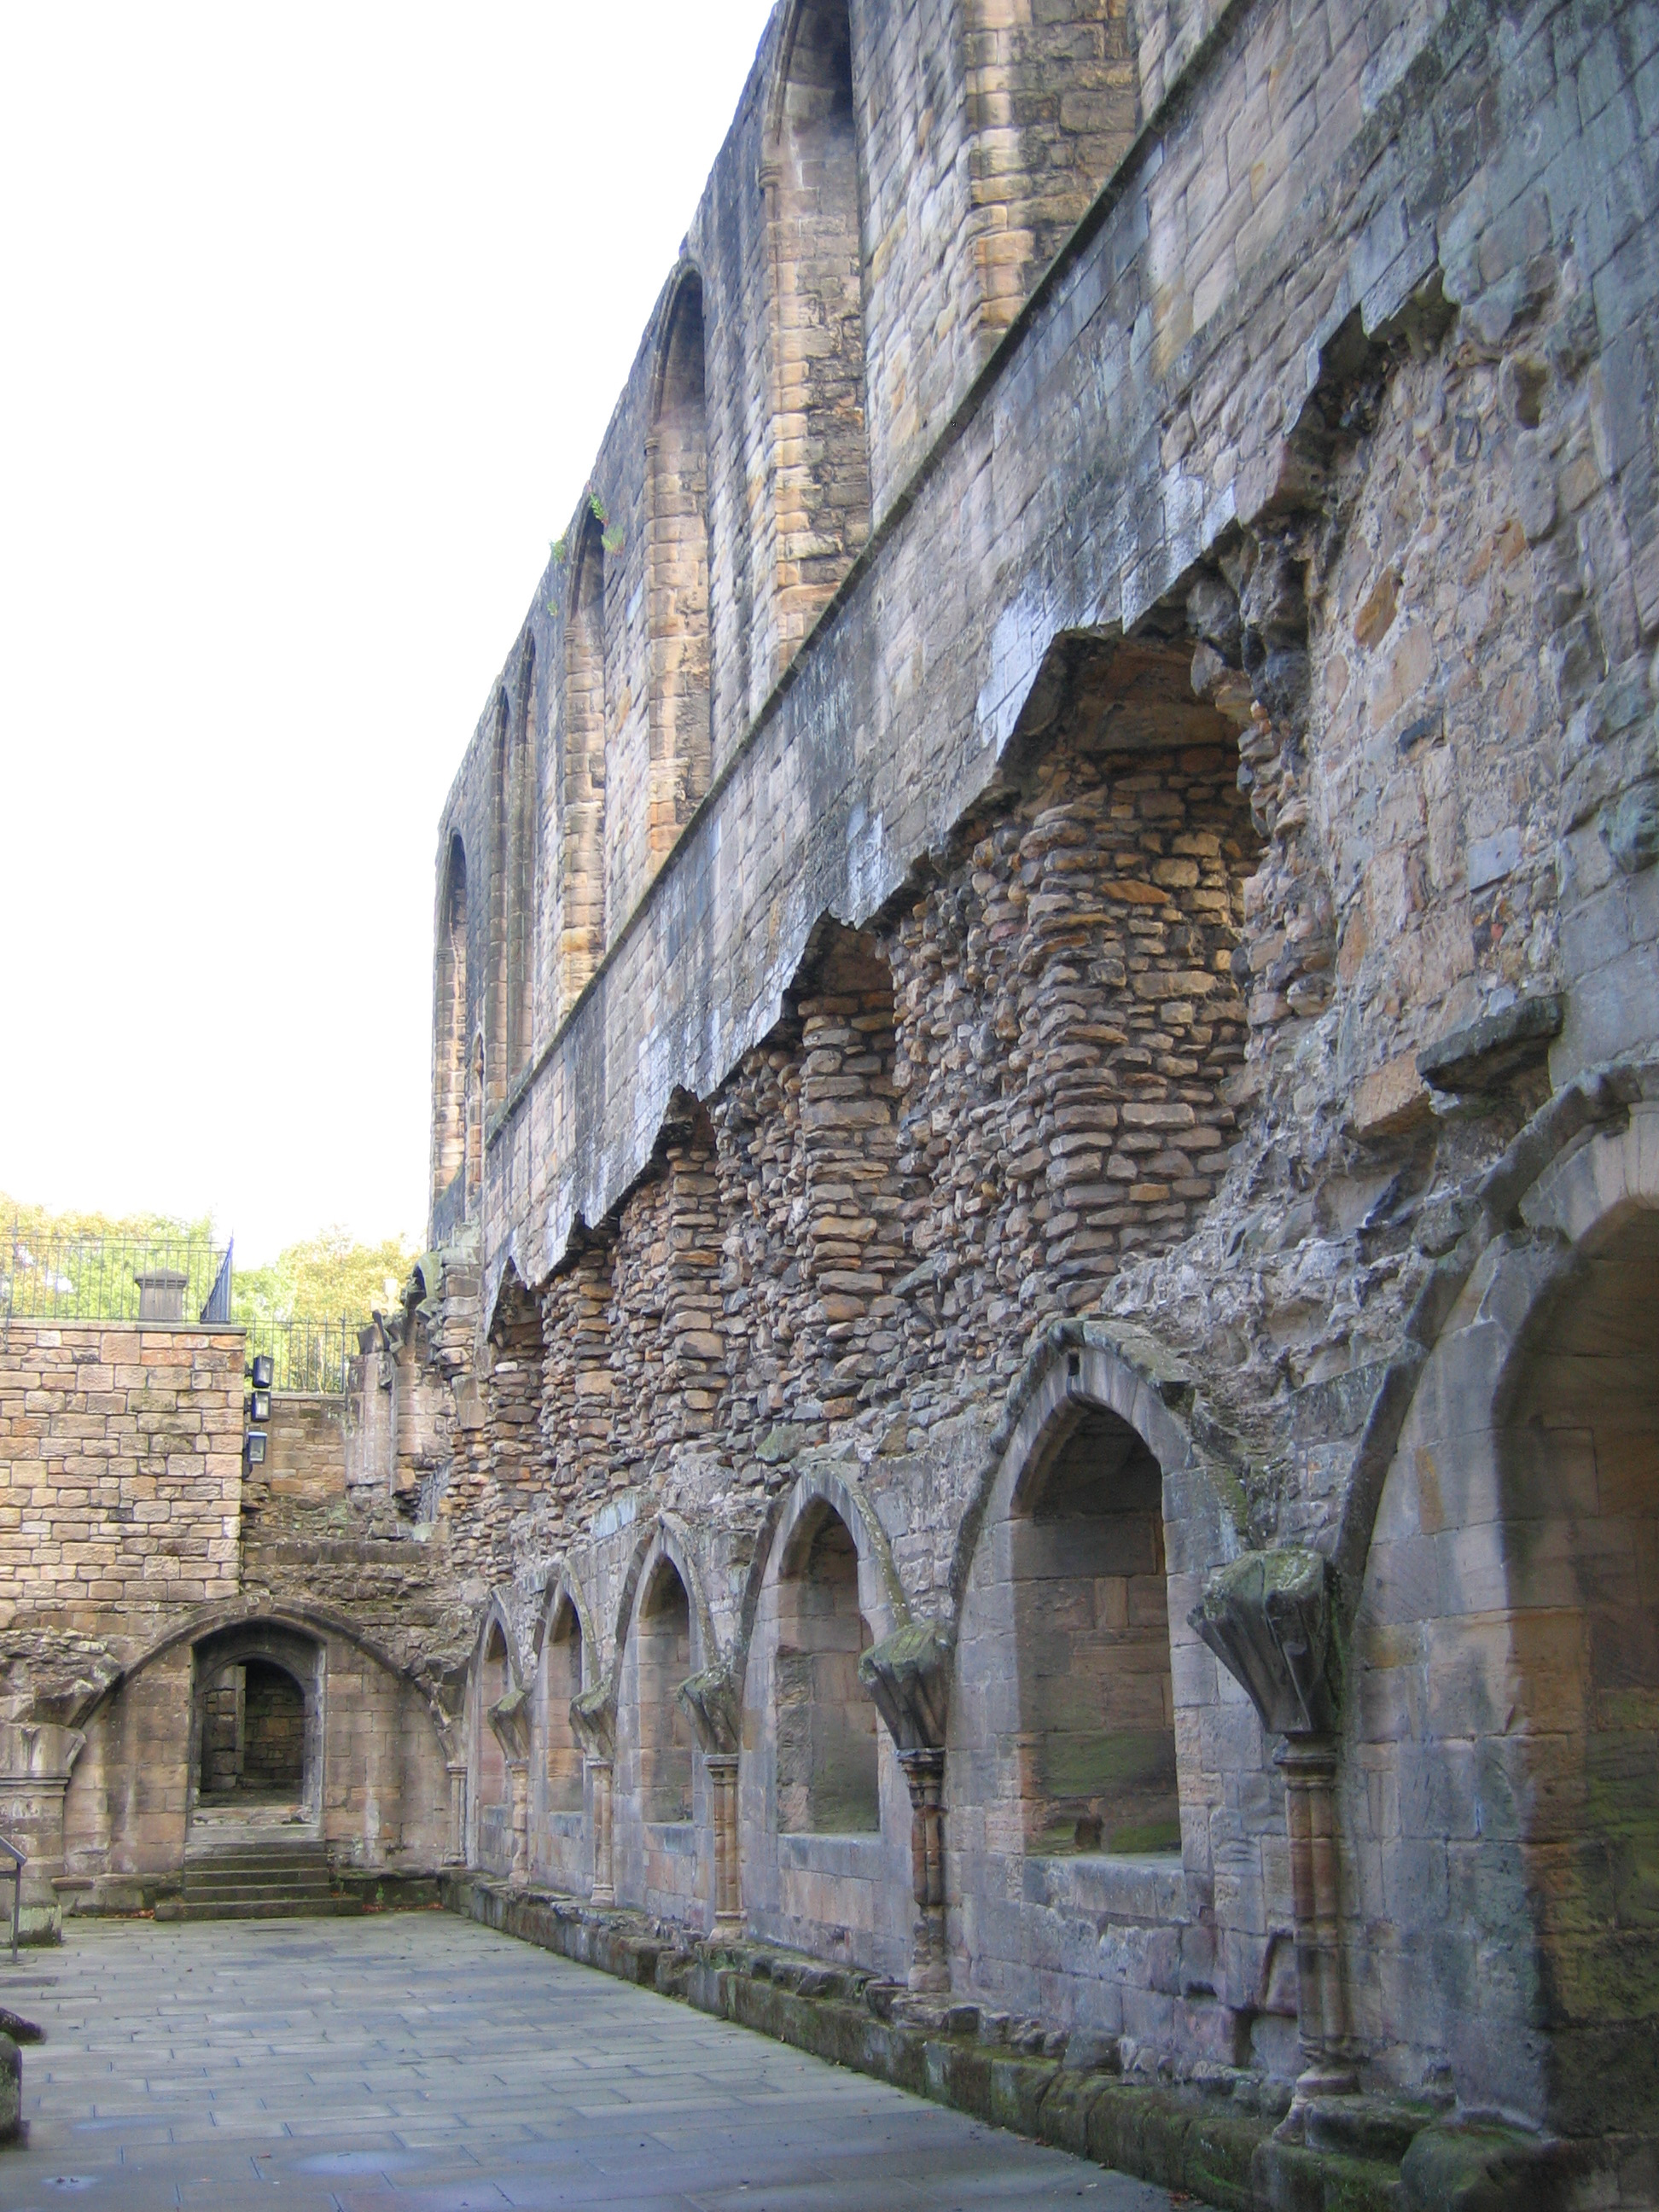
[443,1876,1602,2211]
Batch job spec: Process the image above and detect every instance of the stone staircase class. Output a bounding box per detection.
[163,1838,350,1921]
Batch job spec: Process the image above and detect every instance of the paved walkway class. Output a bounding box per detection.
[1,1915,1173,2210]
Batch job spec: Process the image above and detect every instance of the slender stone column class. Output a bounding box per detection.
[1189,1546,1356,2106]
[586,1756,615,1906]
[507,1759,530,1888]
[1278,1738,1355,2094]
[571,1684,619,1909]
[859,1620,955,1996]
[677,1660,743,1940]
[898,1747,949,1994]
[445,1761,468,1866]
[704,1751,743,1937]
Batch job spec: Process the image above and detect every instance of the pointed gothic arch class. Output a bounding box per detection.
[765,0,872,657]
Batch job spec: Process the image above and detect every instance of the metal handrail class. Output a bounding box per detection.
[0,1832,23,1965]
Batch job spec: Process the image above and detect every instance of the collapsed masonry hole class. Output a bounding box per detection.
[776,1502,879,1835]
[1013,1404,1179,1857]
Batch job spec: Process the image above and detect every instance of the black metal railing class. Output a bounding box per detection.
[245,1318,361,1396]
[1,1224,231,1325]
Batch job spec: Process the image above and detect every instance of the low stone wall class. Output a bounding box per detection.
[443,1874,1605,2212]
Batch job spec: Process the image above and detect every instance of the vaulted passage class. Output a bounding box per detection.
[241,1662,305,1792]
[769,0,870,650]
[775,1505,878,1835]
[1013,1406,1179,1858]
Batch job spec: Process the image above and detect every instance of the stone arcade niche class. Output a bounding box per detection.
[775,1503,879,1834]
[768,0,871,649]
[649,271,711,857]
[475,1623,511,1871]
[542,1598,584,1816]
[636,1562,696,1825]
[431,835,469,1220]
[1499,1203,1659,2138]
[562,514,608,1010]
[1012,1406,1179,1856]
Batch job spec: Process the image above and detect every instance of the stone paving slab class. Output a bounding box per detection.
[0,1917,1173,2210]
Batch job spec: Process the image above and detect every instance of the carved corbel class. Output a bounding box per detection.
[859,1620,954,1994]
[1190,1549,1353,2102]
[675,1662,741,1758]
[485,1685,533,1766]
[568,1683,616,1762]
[1189,1547,1338,1738]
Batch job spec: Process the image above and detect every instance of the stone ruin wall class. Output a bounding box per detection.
[2,0,1656,2187]
[391,0,1659,2168]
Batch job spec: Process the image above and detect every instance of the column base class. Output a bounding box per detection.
[590,1883,615,1908]
[713,1910,745,1940]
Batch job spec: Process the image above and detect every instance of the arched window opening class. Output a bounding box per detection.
[1012,1406,1179,1857]
[637,1562,695,1824]
[776,1504,878,1833]
[543,1600,584,1816]
[432,836,469,1217]
[769,0,871,653]
[477,1625,510,1870]
[649,274,712,862]
[495,655,535,1093]
[562,520,608,1010]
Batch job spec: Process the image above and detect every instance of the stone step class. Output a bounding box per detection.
[166,1898,362,1923]
[174,1837,343,1919]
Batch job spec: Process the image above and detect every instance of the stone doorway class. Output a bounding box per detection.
[189,1623,323,1839]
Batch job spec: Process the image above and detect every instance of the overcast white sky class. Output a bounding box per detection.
[0,2,777,1264]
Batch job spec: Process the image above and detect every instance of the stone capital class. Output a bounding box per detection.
[569,1684,616,1762]
[1189,1547,1339,1738]
[858,1619,953,1755]
[676,1661,741,1758]
[486,1685,533,1765]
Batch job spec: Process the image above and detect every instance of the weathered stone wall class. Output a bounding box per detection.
[258,1394,348,1505]
[400,0,1659,2177]
[0,1324,243,1635]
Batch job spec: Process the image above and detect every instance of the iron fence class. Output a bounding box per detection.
[1,1223,231,1325]
[245,1318,361,1396]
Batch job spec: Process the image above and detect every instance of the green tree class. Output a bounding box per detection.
[231,1227,419,1329]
